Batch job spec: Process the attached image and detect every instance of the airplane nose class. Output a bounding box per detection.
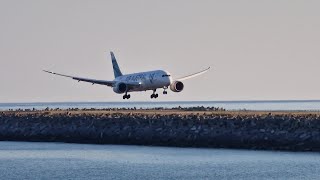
[168,76,173,85]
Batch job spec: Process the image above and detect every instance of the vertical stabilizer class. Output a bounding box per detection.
[110,51,123,78]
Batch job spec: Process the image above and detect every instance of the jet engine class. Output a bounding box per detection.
[170,81,184,92]
[113,82,127,94]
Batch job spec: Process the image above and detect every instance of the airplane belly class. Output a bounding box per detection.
[128,81,160,92]
[142,79,168,90]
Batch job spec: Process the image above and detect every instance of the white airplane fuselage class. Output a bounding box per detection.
[114,70,172,93]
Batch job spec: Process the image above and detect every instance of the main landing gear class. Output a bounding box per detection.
[151,89,158,99]
[151,87,168,99]
[123,92,131,99]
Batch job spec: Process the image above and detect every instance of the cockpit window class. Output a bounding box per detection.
[162,74,171,77]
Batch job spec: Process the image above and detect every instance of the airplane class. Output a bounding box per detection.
[44,52,210,99]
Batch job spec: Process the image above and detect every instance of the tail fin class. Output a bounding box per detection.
[110,51,123,78]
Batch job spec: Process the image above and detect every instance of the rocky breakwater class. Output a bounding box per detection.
[0,111,320,151]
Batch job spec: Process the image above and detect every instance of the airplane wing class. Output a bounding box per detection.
[43,70,115,87]
[176,67,210,81]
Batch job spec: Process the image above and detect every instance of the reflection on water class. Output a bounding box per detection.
[0,142,319,180]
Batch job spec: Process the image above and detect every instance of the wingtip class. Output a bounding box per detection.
[43,70,53,74]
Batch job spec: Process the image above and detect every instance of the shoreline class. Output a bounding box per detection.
[0,109,320,152]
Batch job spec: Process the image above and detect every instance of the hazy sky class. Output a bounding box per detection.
[1,1,320,102]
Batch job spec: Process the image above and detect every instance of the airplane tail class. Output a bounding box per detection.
[110,51,123,78]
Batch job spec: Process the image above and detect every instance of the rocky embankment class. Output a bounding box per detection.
[0,110,320,151]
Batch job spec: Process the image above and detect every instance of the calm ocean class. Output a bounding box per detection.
[0,142,319,180]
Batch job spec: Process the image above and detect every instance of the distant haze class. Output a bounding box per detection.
[1,1,319,102]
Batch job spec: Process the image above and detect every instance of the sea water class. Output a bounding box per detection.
[0,142,319,180]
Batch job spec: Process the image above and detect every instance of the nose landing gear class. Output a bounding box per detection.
[163,86,168,95]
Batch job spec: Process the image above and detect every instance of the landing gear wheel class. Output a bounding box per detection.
[151,94,158,99]
[151,89,158,99]
[123,94,131,99]
[163,87,168,95]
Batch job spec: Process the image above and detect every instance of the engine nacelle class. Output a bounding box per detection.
[170,81,184,92]
[113,82,127,94]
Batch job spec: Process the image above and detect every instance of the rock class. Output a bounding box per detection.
[271,130,275,134]
[0,110,320,151]
[299,133,310,140]
[260,129,266,133]
[190,126,197,131]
